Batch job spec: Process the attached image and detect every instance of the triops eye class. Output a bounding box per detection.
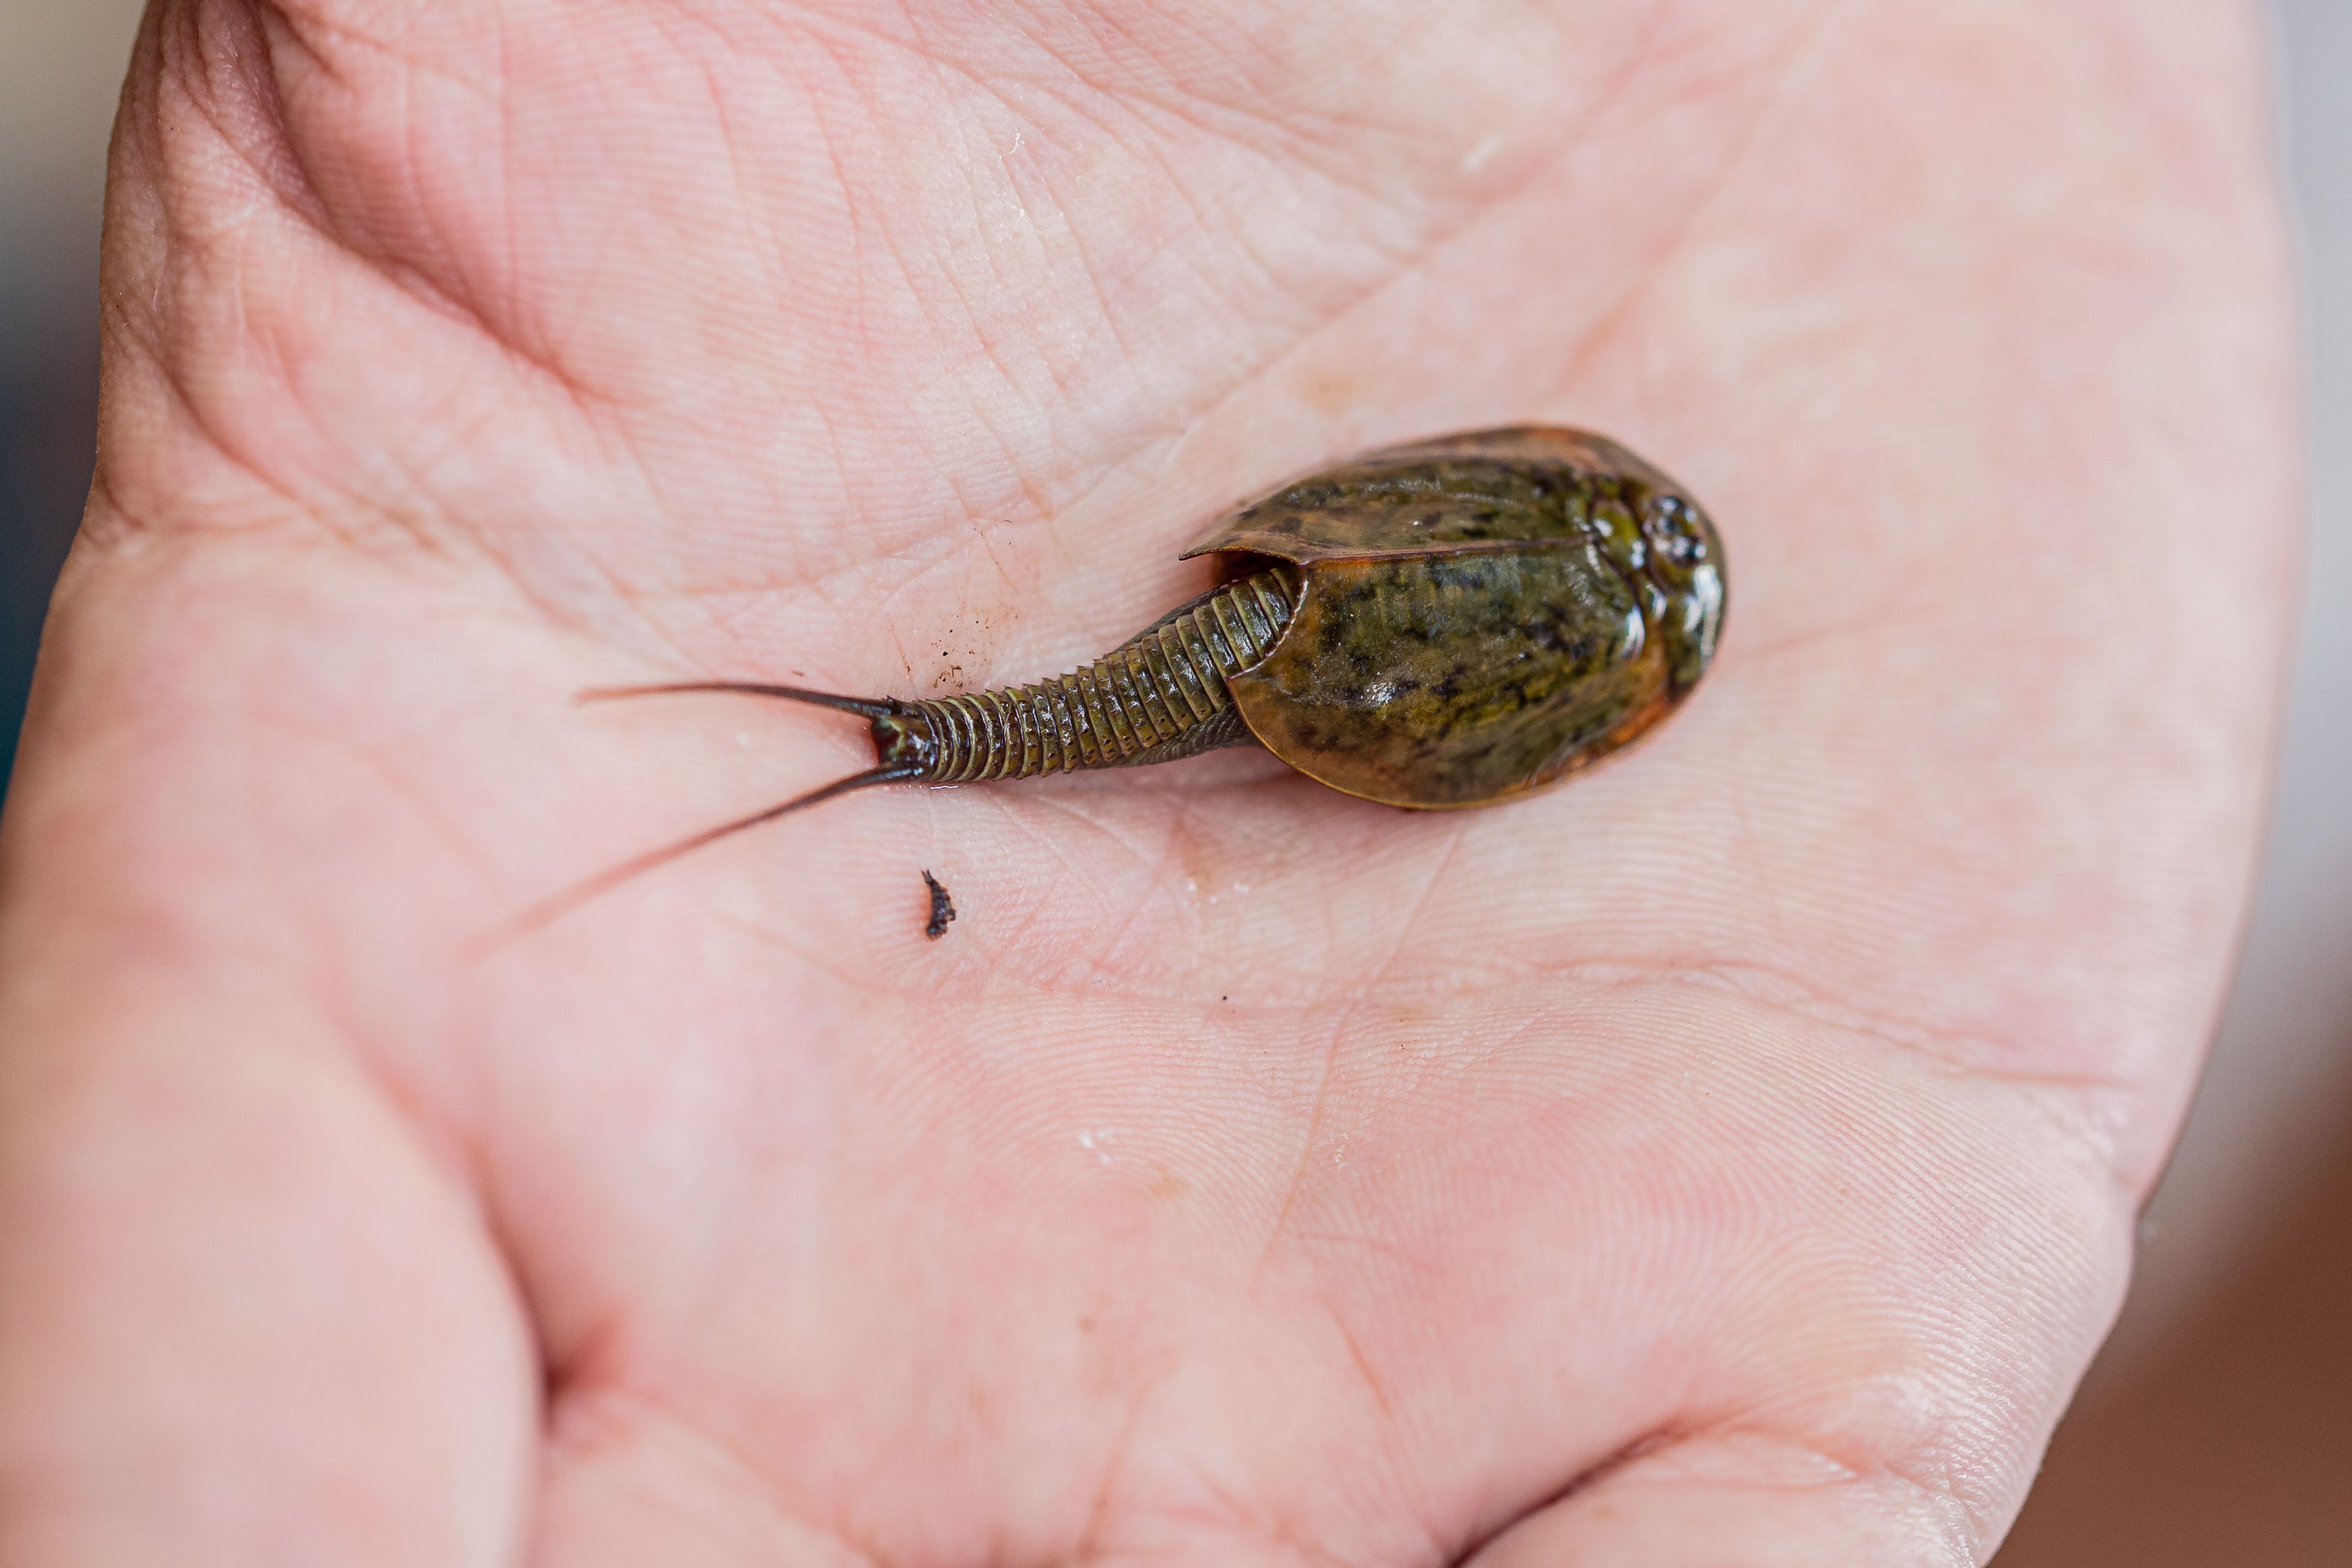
[1644,495,1707,565]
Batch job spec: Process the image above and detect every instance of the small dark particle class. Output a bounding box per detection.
[921,870,956,940]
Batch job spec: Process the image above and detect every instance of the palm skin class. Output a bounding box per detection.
[0,1,2297,1564]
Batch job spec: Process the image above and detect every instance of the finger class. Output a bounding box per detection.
[0,981,536,1565]
[1464,1432,1983,1568]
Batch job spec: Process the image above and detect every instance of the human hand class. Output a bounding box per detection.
[0,2,2296,1563]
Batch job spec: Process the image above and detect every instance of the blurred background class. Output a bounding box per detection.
[3,4,2345,1559]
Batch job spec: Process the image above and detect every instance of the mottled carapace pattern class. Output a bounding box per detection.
[1172,425,1726,807]
[1226,550,1669,807]
[1181,426,1688,565]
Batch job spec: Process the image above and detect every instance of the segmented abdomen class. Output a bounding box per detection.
[914,567,1300,781]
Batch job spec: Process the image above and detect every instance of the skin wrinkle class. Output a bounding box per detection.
[85,599,482,1173]
[1762,1421,1985,1549]
[1252,988,1368,1282]
[259,0,493,101]
[1464,1309,2037,1564]
[1565,959,2149,1204]
[481,742,2180,1209]
[1316,1286,1401,1443]
[251,9,609,418]
[302,966,529,1385]
[1687,1435,1983,1565]
[95,98,341,545]
[281,327,490,563]
[101,314,316,546]
[1013,20,1678,550]
[1377,824,1470,986]
[639,907,2138,1392]
[1066,1375,1166,1568]
[108,27,686,645]
[846,40,1154,490]
[1539,0,1850,410]
[1559,1451,1980,1568]
[915,3,1417,185]
[1240,830,1485,1286]
[1038,814,1172,936]
[930,239,1053,524]
[494,10,527,399]
[602,907,2135,1532]
[1034,836,1184,997]
[763,40,952,603]
[951,123,1198,559]
[679,53,759,312]
[169,2,320,218]
[545,1384,891,1568]
[186,0,1619,616]
[1563,957,2141,1097]
[249,703,497,889]
[128,0,1755,714]
[1447,1424,1683,1565]
[1157,1468,1384,1568]
[791,25,902,399]
[232,204,619,616]
[985,178,1186,554]
[732,717,2128,1081]
[655,889,869,991]
[818,76,1058,451]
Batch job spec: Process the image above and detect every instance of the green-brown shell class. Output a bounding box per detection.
[1180,426,1726,808]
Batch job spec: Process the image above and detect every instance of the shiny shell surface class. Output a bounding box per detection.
[1181,426,1726,808]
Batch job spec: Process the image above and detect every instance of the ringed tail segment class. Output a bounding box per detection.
[571,564,1304,797]
[906,566,1302,781]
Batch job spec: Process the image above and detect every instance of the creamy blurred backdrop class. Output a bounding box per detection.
[2,5,2345,1560]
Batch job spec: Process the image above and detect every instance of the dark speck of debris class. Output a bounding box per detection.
[921,870,956,940]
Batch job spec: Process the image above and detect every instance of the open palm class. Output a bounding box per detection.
[0,2,2296,1564]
